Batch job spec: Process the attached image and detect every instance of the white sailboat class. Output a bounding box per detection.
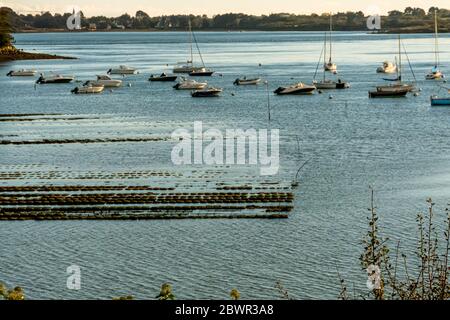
[324,14,337,73]
[173,20,213,75]
[313,31,349,89]
[376,61,397,74]
[426,9,444,80]
[369,35,414,98]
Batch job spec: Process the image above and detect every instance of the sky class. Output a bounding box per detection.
[1,0,448,17]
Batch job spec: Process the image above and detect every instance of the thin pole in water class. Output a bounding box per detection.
[265,80,271,122]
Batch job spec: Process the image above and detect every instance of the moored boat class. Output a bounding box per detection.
[324,14,337,73]
[426,10,445,80]
[369,85,410,98]
[36,74,75,84]
[430,95,450,106]
[71,84,105,94]
[369,35,416,98]
[189,67,214,76]
[107,65,137,75]
[84,75,122,87]
[233,77,262,85]
[6,69,37,77]
[376,61,397,74]
[173,78,207,90]
[274,82,316,95]
[149,73,178,82]
[191,87,222,97]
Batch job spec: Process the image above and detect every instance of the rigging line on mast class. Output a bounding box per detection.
[191,30,206,68]
[401,41,417,83]
[313,44,324,81]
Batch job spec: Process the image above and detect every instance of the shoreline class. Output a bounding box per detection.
[0,48,76,63]
[13,29,449,34]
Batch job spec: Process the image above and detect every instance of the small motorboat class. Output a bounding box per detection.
[430,95,450,106]
[368,84,412,98]
[191,87,222,97]
[84,75,122,88]
[274,82,316,95]
[71,84,105,94]
[313,79,349,90]
[107,65,137,75]
[189,67,214,76]
[173,78,207,90]
[149,73,178,82]
[7,69,37,77]
[376,61,397,73]
[36,74,75,84]
[233,77,261,85]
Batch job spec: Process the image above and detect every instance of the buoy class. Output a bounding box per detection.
[414,92,419,96]
[318,90,323,94]
[128,83,132,87]
[329,95,333,99]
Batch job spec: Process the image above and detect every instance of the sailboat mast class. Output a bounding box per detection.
[329,13,332,62]
[434,9,439,67]
[398,34,402,81]
[188,20,193,64]
[323,32,327,81]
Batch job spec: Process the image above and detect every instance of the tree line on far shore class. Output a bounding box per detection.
[0,6,449,34]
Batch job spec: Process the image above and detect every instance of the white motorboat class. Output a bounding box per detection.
[233,77,262,85]
[107,65,137,75]
[71,84,105,94]
[274,82,316,95]
[426,10,444,80]
[6,69,37,77]
[36,74,75,84]
[85,75,122,87]
[173,78,207,90]
[191,87,222,97]
[376,61,397,74]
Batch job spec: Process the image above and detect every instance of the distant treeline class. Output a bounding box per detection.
[1,6,450,33]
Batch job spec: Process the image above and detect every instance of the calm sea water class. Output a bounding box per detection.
[0,31,450,300]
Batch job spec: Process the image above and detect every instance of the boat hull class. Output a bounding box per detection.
[430,97,450,106]
[7,71,36,77]
[191,90,222,97]
[37,78,74,84]
[233,78,261,85]
[274,86,316,95]
[189,71,214,76]
[149,76,178,82]
[369,90,408,98]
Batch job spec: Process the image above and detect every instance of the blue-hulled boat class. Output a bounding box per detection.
[430,95,450,106]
